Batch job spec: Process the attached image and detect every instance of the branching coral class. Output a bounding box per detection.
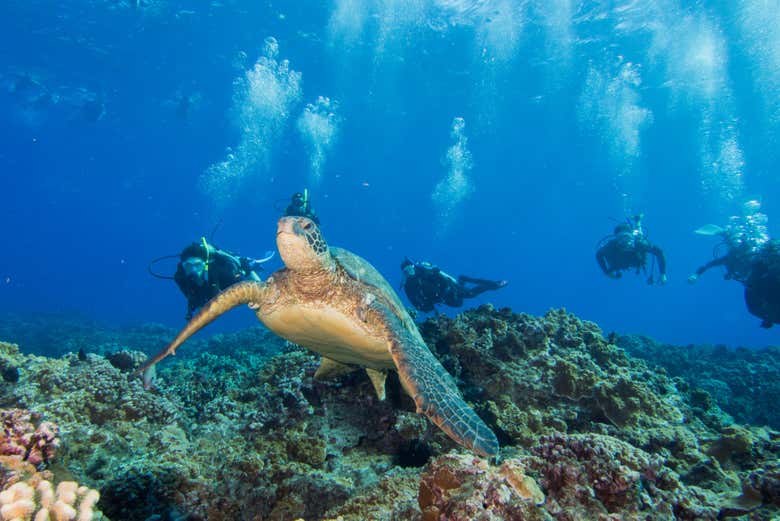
[0,480,100,521]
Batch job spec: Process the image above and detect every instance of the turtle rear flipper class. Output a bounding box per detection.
[387,326,499,457]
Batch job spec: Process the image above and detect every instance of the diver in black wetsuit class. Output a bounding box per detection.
[172,239,272,319]
[400,258,508,313]
[743,239,780,328]
[284,189,319,224]
[687,205,777,328]
[595,215,667,285]
[688,227,759,284]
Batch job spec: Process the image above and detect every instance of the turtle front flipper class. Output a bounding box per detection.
[387,327,499,458]
[137,281,269,386]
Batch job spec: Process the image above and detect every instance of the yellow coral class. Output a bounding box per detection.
[0,480,100,521]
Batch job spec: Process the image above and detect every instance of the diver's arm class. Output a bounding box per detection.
[647,244,667,275]
[695,256,727,276]
[689,255,728,283]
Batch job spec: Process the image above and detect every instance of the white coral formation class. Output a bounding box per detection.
[0,480,99,521]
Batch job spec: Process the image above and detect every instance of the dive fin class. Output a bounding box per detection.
[694,224,725,236]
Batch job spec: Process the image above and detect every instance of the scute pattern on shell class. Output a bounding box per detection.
[330,247,411,328]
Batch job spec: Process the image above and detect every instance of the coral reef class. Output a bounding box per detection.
[0,408,104,521]
[618,334,780,429]
[417,453,547,521]
[0,306,777,520]
[321,467,419,521]
[417,306,779,519]
[0,313,174,359]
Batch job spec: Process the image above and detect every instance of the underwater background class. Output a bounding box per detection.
[3,2,780,521]
[2,0,778,348]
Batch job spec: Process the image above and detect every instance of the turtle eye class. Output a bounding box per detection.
[302,221,313,231]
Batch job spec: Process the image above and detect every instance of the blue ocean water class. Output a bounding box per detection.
[1,0,777,348]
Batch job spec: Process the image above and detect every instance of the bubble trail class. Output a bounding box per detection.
[296,96,340,185]
[200,36,302,205]
[432,116,474,232]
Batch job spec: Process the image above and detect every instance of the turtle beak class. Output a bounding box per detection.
[277,216,296,236]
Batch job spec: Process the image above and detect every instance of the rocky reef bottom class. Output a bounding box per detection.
[0,306,777,521]
[617,334,780,431]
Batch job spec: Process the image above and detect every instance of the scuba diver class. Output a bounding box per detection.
[744,239,780,328]
[595,215,667,284]
[400,258,508,313]
[688,223,765,284]
[284,189,319,224]
[149,237,274,319]
[687,202,775,327]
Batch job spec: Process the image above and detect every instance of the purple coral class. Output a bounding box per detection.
[0,409,60,466]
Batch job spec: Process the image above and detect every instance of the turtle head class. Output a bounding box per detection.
[277,216,330,272]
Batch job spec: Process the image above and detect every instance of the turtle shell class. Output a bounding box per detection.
[330,247,413,327]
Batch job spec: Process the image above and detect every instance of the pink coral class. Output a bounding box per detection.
[0,409,60,466]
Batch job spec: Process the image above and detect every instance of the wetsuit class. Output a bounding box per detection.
[744,242,780,328]
[402,262,506,312]
[174,243,256,318]
[596,233,666,279]
[693,245,755,283]
[285,201,319,224]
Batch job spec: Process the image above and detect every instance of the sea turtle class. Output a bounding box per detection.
[139,216,499,457]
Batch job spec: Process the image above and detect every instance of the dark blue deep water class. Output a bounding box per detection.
[1,0,778,348]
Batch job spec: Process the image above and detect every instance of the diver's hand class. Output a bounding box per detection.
[687,274,698,284]
[659,274,668,285]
